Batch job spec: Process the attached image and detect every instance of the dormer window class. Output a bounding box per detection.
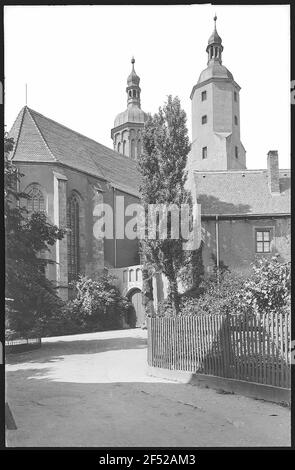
[201,91,207,101]
[202,115,207,125]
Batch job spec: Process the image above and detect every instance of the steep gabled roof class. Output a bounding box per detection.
[9,106,140,196]
[194,169,290,216]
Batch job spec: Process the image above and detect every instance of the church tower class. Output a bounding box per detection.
[111,58,148,159]
[189,16,246,172]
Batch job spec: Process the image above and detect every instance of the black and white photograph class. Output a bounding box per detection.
[2,3,292,453]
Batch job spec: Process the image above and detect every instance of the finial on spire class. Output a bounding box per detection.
[214,14,217,27]
[131,56,135,65]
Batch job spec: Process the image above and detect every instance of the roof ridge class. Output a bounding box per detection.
[27,106,137,167]
[26,107,57,162]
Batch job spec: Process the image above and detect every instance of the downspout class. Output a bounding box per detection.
[215,215,220,284]
[113,187,117,268]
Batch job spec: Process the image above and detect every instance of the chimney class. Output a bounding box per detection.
[267,150,280,194]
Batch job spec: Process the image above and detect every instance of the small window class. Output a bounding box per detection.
[234,91,237,102]
[234,115,238,125]
[201,91,207,101]
[255,230,271,253]
[202,146,207,159]
[235,146,239,159]
[202,115,207,125]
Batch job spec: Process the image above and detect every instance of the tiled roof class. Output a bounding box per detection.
[9,107,140,196]
[194,170,290,216]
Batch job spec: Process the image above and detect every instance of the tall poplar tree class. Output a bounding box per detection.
[138,95,192,314]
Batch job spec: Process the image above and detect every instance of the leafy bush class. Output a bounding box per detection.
[243,255,290,315]
[155,298,175,318]
[180,270,249,316]
[161,255,291,317]
[68,274,132,331]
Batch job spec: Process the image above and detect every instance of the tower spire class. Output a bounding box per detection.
[126,56,141,108]
[206,15,223,65]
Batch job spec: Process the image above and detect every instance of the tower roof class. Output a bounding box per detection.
[112,57,147,129]
[193,15,236,88]
[208,15,222,45]
[114,107,147,128]
[197,63,233,85]
[127,57,140,86]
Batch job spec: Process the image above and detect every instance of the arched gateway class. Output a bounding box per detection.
[127,288,145,328]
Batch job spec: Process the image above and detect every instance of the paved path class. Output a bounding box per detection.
[6,329,290,447]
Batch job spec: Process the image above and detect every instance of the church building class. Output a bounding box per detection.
[8,17,290,323]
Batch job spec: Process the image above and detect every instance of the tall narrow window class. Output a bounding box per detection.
[234,91,237,102]
[255,230,271,253]
[123,140,126,156]
[131,139,135,159]
[67,192,80,282]
[202,115,207,125]
[26,184,45,213]
[234,115,238,125]
[202,146,207,159]
[201,90,207,101]
[117,142,121,153]
[235,146,239,159]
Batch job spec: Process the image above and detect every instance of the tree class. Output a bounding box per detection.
[4,134,66,338]
[138,95,199,314]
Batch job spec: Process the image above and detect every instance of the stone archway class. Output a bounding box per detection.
[127,288,145,328]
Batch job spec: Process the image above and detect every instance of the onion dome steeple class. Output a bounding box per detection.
[206,15,223,65]
[126,57,141,107]
[111,57,148,159]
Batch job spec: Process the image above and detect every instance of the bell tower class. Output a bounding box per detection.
[188,16,246,172]
[111,58,147,159]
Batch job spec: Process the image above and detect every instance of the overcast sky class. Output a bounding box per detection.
[4,4,290,169]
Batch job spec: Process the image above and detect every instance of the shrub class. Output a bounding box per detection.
[180,270,250,316]
[68,274,132,331]
[243,255,291,315]
[155,298,175,318]
[175,255,291,318]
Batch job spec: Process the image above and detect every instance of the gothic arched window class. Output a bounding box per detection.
[67,192,80,282]
[26,183,45,213]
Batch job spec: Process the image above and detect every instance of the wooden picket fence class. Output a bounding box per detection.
[147,312,291,389]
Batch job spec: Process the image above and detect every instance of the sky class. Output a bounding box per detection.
[4,4,290,169]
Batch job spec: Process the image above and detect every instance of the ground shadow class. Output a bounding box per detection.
[6,334,147,366]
